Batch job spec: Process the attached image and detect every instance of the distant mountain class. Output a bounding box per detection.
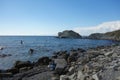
[88,29,120,41]
[58,30,82,38]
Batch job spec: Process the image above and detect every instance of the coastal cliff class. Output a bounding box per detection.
[88,29,120,41]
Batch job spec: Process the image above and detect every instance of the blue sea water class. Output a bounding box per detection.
[0,36,118,70]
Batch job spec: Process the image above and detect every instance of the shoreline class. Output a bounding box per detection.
[0,44,120,80]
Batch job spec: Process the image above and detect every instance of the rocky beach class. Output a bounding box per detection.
[0,43,120,80]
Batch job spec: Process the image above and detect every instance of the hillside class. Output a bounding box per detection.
[88,29,120,41]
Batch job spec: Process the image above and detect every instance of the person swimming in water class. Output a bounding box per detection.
[20,40,23,44]
[29,48,34,54]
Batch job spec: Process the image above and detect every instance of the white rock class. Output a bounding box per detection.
[60,75,69,80]
[77,71,85,80]
[92,74,99,80]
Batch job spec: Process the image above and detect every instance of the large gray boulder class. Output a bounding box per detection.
[58,30,82,38]
[54,59,67,74]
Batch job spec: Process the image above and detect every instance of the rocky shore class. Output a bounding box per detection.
[0,44,120,80]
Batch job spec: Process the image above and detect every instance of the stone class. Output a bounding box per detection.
[114,65,120,71]
[68,73,76,80]
[60,75,69,80]
[19,67,31,73]
[116,76,120,80]
[92,74,99,80]
[104,51,113,56]
[82,65,89,73]
[55,59,67,75]
[37,57,51,65]
[14,61,32,69]
[77,71,85,80]
[68,66,75,75]
[6,68,19,74]
[0,72,13,77]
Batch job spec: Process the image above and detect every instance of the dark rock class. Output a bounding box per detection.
[0,72,13,77]
[77,48,86,53]
[37,57,51,65]
[58,30,82,38]
[57,51,69,60]
[14,61,32,69]
[6,68,19,74]
[19,67,31,73]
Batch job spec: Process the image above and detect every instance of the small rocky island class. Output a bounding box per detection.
[58,30,82,38]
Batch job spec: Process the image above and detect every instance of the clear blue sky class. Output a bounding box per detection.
[0,0,120,35]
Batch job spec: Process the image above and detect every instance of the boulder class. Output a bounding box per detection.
[77,70,85,80]
[57,51,69,60]
[37,57,51,65]
[116,76,120,80]
[60,75,69,80]
[19,67,31,73]
[68,66,75,75]
[6,68,19,74]
[0,72,13,77]
[55,59,67,75]
[14,61,32,69]
[92,74,99,80]
[58,30,82,38]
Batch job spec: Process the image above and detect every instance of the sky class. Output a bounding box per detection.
[0,0,120,36]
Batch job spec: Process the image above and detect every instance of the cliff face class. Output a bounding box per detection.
[88,29,120,41]
[104,30,120,41]
[58,30,82,38]
[88,33,104,39]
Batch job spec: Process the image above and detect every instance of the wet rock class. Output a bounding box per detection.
[0,72,13,77]
[14,61,32,69]
[57,51,69,60]
[37,57,51,65]
[77,48,86,53]
[6,68,19,74]
[19,67,31,73]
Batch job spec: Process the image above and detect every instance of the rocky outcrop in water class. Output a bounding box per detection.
[58,30,82,38]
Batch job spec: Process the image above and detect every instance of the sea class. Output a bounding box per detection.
[0,36,119,70]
